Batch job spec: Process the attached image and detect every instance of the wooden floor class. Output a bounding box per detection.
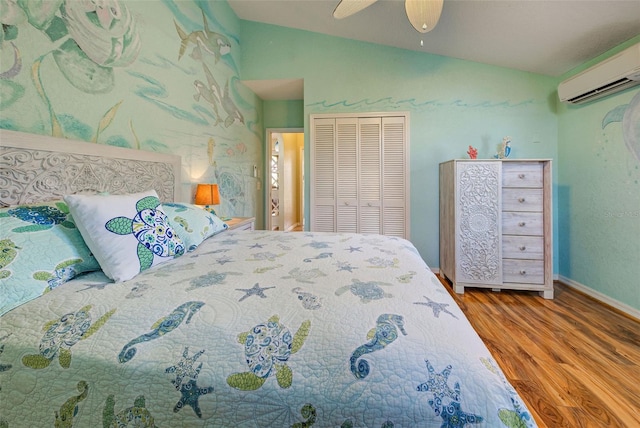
[439,276,640,428]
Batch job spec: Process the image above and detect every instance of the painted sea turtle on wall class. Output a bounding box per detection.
[0,203,75,232]
[22,305,116,369]
[227,315,311,390]
[0,239,20,279]
[105,195,185,271]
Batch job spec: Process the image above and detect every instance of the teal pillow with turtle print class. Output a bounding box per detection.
[64,190,185,282]
[162,202,228,251]
[0,201,101,315]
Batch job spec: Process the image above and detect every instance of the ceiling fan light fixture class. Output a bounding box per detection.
[405,0,444,33]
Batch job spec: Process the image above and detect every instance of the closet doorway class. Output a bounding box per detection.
[266,128,304,231]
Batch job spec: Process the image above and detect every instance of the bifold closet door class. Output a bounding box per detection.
[311,114,409,238]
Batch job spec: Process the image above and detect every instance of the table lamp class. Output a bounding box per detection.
[195,183,220,215]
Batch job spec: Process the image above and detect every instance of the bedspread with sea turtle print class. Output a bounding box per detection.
[0,231,536,427]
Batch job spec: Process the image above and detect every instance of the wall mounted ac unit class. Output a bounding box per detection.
[558,42,640,105]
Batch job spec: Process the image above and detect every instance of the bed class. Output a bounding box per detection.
[0,130,536,427]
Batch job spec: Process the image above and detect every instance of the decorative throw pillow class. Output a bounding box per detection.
[0,201,101,315]
[64,190,185,282]
[162,203,228,251]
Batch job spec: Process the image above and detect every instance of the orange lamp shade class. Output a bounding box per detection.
[194,184,220,205]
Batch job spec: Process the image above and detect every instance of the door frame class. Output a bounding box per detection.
[265,128,304,230]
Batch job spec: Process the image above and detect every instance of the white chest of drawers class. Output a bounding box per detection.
[439,159,553,298]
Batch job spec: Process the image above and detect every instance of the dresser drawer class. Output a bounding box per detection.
[502,236,544,260]
[503,259,544,284]
[503,162,543,188]
[502,212,543,235]
[502,188,543,212]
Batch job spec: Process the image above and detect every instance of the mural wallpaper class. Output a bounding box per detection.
[602,91,640,167]
[0,0,262,218]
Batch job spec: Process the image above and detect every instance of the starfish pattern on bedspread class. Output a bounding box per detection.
[414,296,458,319]
[166,347,205,388]
[416,360,461,416]
[165,347,213,418]
[236,283,275,301]
[173,379,213,417]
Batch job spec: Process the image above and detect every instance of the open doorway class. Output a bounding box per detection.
[266,128,304,231]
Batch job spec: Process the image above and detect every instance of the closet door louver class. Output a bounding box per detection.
[311,118,336,232]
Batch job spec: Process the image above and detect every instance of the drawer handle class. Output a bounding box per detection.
[518,222,526,227]
[519,246,526,251]
[368,203,372,207]
[518,197,526,203]
[344,202,349,206]
[518,174,525,179]
[519,270,527,276]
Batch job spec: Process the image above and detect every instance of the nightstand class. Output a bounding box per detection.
[225,217,255,231]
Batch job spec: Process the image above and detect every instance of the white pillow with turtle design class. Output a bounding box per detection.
[64,190,185,282]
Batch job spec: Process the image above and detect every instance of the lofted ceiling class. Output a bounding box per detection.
[229,0,640,100]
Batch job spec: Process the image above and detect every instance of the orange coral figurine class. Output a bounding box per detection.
[467,145,478,159]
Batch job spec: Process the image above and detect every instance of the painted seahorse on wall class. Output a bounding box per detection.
[350,314,407,379]
[118,301,204,363]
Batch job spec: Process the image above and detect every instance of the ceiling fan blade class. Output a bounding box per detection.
[333,0,379,19]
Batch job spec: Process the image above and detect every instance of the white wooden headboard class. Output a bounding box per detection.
[0,129,181,207]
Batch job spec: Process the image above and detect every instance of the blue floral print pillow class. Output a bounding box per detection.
[162,203,228,251]
[0,201,101,315]
[64,190,185,282]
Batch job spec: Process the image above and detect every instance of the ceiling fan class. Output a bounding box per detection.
[333,0,444,34]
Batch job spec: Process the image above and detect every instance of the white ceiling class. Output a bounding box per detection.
[230,0,640,100]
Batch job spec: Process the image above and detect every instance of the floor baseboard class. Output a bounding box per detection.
[558,275,639,321]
